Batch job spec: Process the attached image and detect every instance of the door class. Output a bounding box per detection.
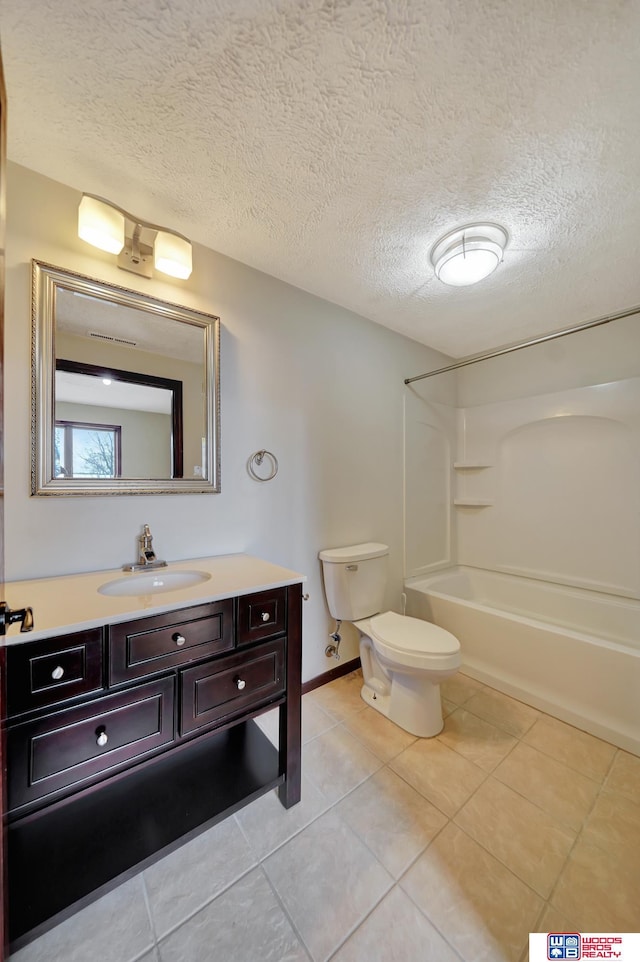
[0,52,37,956]
[0,43,7,962]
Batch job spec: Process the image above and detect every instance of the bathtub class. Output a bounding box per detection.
[404,566,640,756]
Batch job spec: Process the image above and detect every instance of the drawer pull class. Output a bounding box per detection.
[51,665,65,681]
[234,676,246,690]
[172,633,186,647]
[96,727,109,747]
[261,612,270,622]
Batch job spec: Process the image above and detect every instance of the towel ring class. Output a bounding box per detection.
[247,450,279,482]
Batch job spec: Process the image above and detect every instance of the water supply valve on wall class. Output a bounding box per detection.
[325,620,342,660]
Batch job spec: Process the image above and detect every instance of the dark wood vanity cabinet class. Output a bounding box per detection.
[6,628,104,717]
[2,582,302,951]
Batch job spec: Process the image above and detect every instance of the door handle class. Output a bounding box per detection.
[0,602,35,635]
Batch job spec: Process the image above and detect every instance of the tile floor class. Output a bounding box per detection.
[10,670,640,962]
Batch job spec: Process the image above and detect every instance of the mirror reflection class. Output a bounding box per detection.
[32,261,220,495]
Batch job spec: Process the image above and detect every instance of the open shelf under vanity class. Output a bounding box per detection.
[8,719,281,948]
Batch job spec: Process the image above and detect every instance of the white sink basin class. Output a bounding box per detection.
[98,570,211,597]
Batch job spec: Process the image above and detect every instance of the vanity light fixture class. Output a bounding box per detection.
[430,223,508,287]
[78,194,193,280]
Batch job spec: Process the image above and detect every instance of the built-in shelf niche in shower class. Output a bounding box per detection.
[453,462,493,507]
[453,499,494,507]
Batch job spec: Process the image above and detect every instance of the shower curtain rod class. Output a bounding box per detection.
[404,303,640,385]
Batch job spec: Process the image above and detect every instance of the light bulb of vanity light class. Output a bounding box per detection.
[102,378,112,386]
[154,230,193,279]
[78,195,125,255]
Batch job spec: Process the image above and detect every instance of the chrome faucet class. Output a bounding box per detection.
[122,524,168,572]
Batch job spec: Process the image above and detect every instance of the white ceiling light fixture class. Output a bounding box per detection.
[431,223,508,287]
[78,193,193,280]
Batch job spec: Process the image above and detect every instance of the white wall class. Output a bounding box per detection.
[456,314,640,406]
[4,163,450,681]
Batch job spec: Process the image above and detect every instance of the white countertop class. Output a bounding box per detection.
[1,554,306,644]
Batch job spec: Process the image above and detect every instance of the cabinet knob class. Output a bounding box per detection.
[235,677,246,690]
[172,632,186,647]
[51,665,65,681]
[96,727,108,747]
[261,612,270,622]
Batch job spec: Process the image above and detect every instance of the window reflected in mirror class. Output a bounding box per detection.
[55,420,122,479]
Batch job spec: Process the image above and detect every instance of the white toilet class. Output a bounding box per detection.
[319,543,461,737]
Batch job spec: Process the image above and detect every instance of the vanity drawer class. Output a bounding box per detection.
[109,600,234,684]
[237,588,287,646]
[180,639,285,735]
[8,676,174,811]
[7,628,103,718]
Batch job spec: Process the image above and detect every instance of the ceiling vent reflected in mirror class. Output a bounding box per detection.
[88,331,138,348]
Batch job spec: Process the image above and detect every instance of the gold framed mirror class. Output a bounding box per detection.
[31,260,220,495]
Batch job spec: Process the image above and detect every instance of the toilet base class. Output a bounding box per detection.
[360,671,445,738]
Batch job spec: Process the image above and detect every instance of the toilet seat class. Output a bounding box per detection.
[368,611,461,671]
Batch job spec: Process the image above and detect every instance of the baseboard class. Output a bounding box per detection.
[301,657,361,695]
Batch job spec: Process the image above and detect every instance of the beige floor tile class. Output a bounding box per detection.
[439,708,518,772]
[306,672,367,722]
[582,790,640,864]
[255,707,279,747]
[493,741,600,831]
[401,822,543,962]
[263,809,392,961]
[336,767,448,878]
[442,698,457,716]
[303,724,383,803]
[390,738,486,816]
[342,705,417,762]
[603,749,640,804]
[533,904,577,933]
[144,815,257,938]
[463,688,539,737]
[332,885,461,962]
[522,716,616,782]
[234,775,330,859]
[157,868,307,962]
[551,835,640,931]
[441,672,485,706]
[302,696,337,743]
[454,778,576,898]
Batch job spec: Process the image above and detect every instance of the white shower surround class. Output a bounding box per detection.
[405,566,640,756]
[403,320,640,756]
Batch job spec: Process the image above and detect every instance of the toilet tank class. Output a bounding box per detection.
[318,543,389,621]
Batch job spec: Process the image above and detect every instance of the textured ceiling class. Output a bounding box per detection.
[1,0,640,357]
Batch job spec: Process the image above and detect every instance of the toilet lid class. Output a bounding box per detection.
[369,611,460,656]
